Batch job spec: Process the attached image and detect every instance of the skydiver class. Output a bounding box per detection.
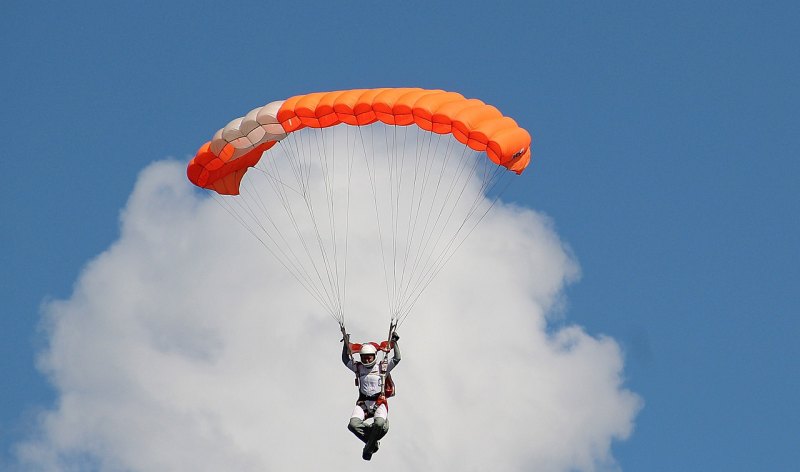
[341,330,401,461]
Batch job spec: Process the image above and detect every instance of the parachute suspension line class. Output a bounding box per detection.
[210,192,338,322]
[258,141,343,320]
[271,135,345,322]
[386,124,412,320]
[330,126,346,321]
[321,125,352,323]
[286,130,337,319]
[395,155,514,326]
[357,124,394,318]
[311,127,345,321]
[392,126,424,316]
[399,144,482,299]
[300,128,348,322]
[395,155,482,312]
[394,140,513,325]
[283,128,305,188]
[296,130,337,295]
[382,124,397,317]
[388,129,446,326]
[397,129,439,300]
[253,184,338,315]
[393,125,411,317]
[382,128,452,325]
[340,125,357,328]
[389,124,408,319]
[248,165,301,196]
[390,124,414,319]
[392,133,458,315]
[216,122,515,328]
[389,125,400,317]
[392,128,436,320]
[262,145,330,299]
[407,134,456,276]
[380,124,398,319]
[393,124,416,319]
[368,125,396,316]
[272,137,341,316]
[241,166,321,294]
[396,188,510,326]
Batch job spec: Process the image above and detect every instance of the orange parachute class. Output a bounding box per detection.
[188,88,531,196]
[187,88,532,326]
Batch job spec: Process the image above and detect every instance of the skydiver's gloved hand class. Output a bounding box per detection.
[391,332,400,342]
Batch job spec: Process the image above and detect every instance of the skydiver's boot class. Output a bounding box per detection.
[362,425,376,460]
[362,443,373,461]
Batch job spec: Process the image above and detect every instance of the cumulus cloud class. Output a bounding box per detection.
[17,154,640,471]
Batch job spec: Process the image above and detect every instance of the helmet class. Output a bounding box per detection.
[359,344,377,368]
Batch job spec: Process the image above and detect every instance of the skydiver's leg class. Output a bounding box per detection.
[348,418,369,443]
[369,417,389,443]
[348,405,369,443]
[364,405,389,454]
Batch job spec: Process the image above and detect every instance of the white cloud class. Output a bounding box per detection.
[17,155,640,471]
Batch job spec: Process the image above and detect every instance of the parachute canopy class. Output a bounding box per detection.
[187,88,532,327]
[188,88,531,196]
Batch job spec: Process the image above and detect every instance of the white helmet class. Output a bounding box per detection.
[359,344,377,367]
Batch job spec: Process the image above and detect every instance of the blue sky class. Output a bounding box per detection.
[2,1,798,470]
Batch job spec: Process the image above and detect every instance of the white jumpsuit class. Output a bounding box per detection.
[345,357,398,420]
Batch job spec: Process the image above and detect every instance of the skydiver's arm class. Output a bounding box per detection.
[340,325,353,366]
[386,341,401,372]
[391,332,401,362]
[342,335,352,366]
[391,340,401,365]
[342,332,359,372]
